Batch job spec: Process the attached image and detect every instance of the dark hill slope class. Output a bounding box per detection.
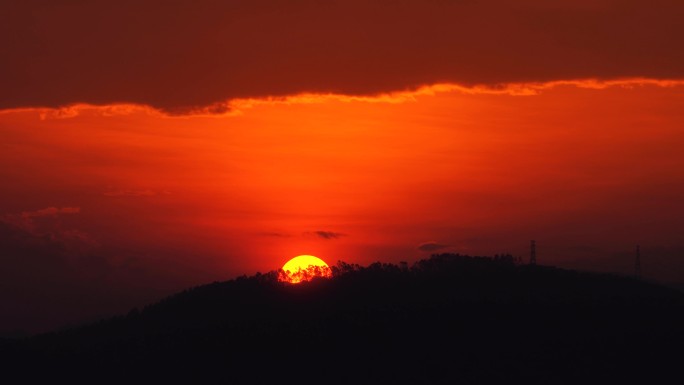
[4,254,684,384]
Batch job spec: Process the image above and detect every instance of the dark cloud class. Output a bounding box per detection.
[259,232,292,238]
[1,0,683,113]
[0,213,184,334]
[2,206,82,237]
[417,242,451,252]
[2,207,102,261]
[307,231,346,240]
[0,219,106,333]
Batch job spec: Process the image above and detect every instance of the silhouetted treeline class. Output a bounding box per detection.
[2,253,684,384]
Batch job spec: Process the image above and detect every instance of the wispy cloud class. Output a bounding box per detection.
[417,242,451,252]
[2,207,81,232]
[23,206,80,217]
[259,232,292,238]
[306,231,346,240]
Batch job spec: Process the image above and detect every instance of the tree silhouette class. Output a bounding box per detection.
[1,253,683,384]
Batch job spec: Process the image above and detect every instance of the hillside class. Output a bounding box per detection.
[3,254,684,384]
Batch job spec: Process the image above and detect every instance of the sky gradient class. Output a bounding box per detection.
[1,1,684,333]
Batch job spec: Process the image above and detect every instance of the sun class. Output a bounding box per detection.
[279,255,332,284]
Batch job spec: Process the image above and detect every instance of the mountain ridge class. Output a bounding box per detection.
[3,253,683,384]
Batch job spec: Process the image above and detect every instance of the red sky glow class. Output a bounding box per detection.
[2,0,684,334]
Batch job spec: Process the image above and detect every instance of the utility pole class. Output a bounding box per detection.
[530,240,536,265]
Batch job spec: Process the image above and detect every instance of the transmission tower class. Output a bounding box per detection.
[635,245,641,278]
[530,240,536,265]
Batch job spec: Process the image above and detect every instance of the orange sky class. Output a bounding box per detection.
[3,0,684,334]
[3,81,684,302]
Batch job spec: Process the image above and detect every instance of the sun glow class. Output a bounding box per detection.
[279,255,332,284]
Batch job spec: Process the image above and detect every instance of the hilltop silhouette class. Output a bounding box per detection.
[2,253,684,384]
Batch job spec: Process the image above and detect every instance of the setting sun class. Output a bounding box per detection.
[279,255,333,284]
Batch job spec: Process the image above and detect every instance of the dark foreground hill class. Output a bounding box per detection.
[3,254,684,384]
